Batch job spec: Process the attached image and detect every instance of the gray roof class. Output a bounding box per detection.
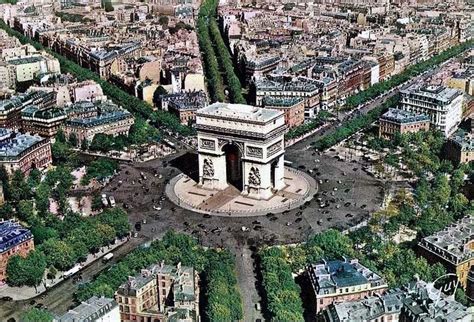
[308,258,386,296]
[56,296,117,322]
[418,216,473,265]
[380,108,430,124]
[449,129,473,152]
[0,128,47,160]
[197,103,282,123]
[401,84,463,105]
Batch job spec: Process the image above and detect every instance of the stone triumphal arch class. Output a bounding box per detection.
[196,103,286,199]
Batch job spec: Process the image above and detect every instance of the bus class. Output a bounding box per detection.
[64,264,81,278]
[103,253,113,262]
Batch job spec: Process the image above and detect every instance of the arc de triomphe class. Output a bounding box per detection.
[195,103,286,200]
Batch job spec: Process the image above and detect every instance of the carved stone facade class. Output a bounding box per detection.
[196,103,286,199]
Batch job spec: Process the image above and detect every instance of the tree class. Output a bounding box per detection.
[6,250,46,291]
[80,139,89,151]
[68,132,78,147]
[89,133,114,153]
[9,170,31,203]
[306,229,354,260]
[21,308,53,322]
[27,168,42,188]
[17,200,36,224]
[55,129,66,143]
[39,239,76,271]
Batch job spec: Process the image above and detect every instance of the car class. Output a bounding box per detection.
[254,225,263,231]
[353,167,358,171]
[344,188,351,193]
[295,218,303,223]
[344,202,351,207]
[252,220,261,225]
[134,223,141,231]
[1,296,13,302]
[203,214,211,219]
[35,303,45,309]
[361,204,367,209]
[322,210,330,214]
[269,217,277,221]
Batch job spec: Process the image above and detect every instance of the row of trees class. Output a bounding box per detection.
[197,0,226,102]
[313,95,398,150]
[345,40,473,108]
[75,231,243,320]
[205,250,243,321]
[259,247,304,321]
[208,20,246,103]
[0,20,192,137]
[197,0,246,104]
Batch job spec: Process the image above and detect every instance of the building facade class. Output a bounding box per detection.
[0,220,34,282]
[0,128,52,175]
[379,108,430,139]
[400,85,464,137]
[56,296,119,322]
[115,262,199,322]
[0,90,55,129]
[417,216,473,288]
[445,129,474,165]
[262,96,305,129]
[307,258,388,313]
[63,101,134,145]
[196,103,286,199]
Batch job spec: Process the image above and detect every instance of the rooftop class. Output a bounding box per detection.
[419,216,473,265]
[6,55,45,65]
[309,258,386,295]
[449,129,473,152]
[380,108,430,124]
[401,84,463,104]
[0,220,33,253]
[0,128,47,159]
[325,280,471,321]
[197,102,282,123]
[56,296,118,322]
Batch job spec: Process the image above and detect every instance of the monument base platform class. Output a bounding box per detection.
[165,167,317,217]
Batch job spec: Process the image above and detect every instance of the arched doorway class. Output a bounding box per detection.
[271,160,278,189]
[223,144,242,190]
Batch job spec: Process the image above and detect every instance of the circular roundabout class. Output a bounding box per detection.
[165,167,317,217]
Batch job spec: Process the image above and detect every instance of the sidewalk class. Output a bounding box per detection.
[0,238,128,301]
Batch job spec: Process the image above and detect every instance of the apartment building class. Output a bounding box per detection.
[400,85,464,137]
[115,262,199,322]
[417,216,473,288]
[308,258,388,313]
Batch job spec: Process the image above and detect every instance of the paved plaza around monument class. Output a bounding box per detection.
[166,167,317,216]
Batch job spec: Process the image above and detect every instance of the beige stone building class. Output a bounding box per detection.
[378,108,430,139]
[115,262,199,322]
